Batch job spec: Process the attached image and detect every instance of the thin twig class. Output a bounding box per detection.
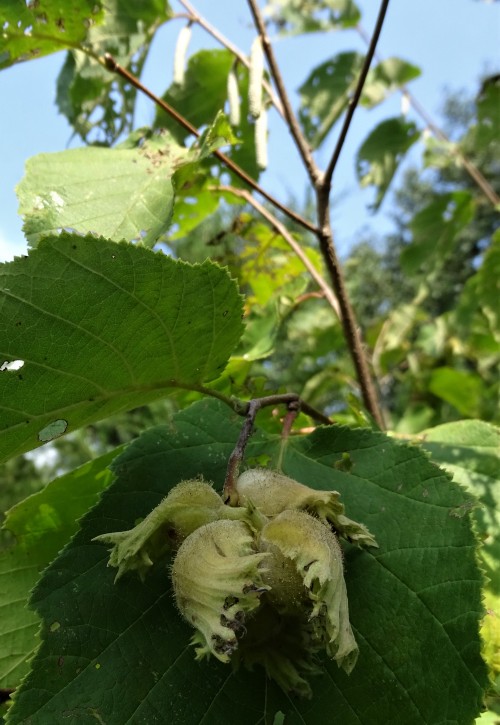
[214,184,341,319]
[246,0,321,185]
[356,24,500,208]
[323,0,390,188]
[177,0,285,118]
[184,384,332,426]
[222,393,331,504]
[101,53,317,234]
[277,399,300,469]
[223,398,261,505]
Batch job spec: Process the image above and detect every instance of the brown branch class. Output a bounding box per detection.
[316,221,385,428]
[101,53,317,234]
[246,0,321,186]
[308,0,390,429]
[323,0,390,188]
[214,184,341,319]
[355,24,500,208]
[223,393,332,504]
[183,385,332,427]
[223,398,260,505]
[177,0,285,118]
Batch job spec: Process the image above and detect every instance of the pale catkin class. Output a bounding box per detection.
[227,67,241,126]
[173,24,192,85]
[248,36,264,118]
[401,92,410,116]
[255,107,268,170]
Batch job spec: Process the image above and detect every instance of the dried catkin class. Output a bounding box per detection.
[173,24,192,85]
[248,36,264,118]
[227,67,241,126]
[255,108,268,170]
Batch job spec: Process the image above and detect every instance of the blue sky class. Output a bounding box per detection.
[1,0,499,262]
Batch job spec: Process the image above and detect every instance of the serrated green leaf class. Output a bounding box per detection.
[361,57,421,108]
[8,399,487,724]
[421,419,500,593]
[17,130,189,248]
[0,449,119,689]
[56,0,172,144]
[0,234,244,463]
[401,191,475,274]
[0,0,103,71]
[298,52,365,148]
[356,117,420,210]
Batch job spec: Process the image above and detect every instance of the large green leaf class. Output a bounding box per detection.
[0,0,103,71]
[420,419,500,593]
[8,399,487,724]
[0,449,120,689]
[56,0,172,144]
[298,52,365,149]
[356,117,420,210]
[0,234,243,463]
[17,130,189,248]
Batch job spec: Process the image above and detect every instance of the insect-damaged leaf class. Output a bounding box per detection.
[17,130,190,249]
[0,0,103,70]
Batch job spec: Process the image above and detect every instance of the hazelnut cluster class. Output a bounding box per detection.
[95,469,377,697]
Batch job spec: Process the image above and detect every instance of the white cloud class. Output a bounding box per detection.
[0,228,27,262]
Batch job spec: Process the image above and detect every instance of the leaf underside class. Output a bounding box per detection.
[17,133,189,248]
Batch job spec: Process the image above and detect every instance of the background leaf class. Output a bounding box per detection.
[0,0,103,71]
[8,399,487,724]
[400,191,475,274]
[361,57,421,108]
[298,52,365,148]
[356,117,420,210]
[154,49,261,180]
[264,0,361,35]
[455,230,500,347]
[0,449,120,688]
[0,234,243,463]
[472,75,500,153]
[56,0,171,144]
[428,367,486,418]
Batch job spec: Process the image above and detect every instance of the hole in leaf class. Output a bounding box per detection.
[38,419,68,442]
[0,359,24,372]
